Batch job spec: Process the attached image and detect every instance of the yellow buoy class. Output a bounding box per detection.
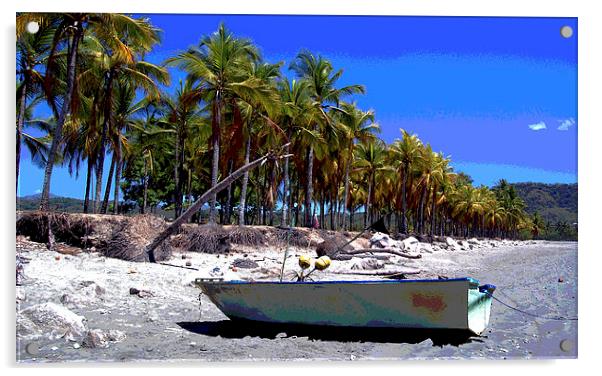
[298,255,311,269]
[314,256,331,271]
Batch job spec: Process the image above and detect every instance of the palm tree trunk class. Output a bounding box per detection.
[209,97,222,223]
[418,184,427,234]
[173,124,182,217]
[400,165,409,234]
[16,79,27,194]
[305,142,315,228]
[83,157,93,213]
[281,138,290,226]
[268,160,276,226]
[142,161,148,214]
[113,140,122,214]
[342,153,352,230]
[364,178,372,228]
[430,184,437,236]
[94,70,115,213]
[238,122,252,225]
[224,159,233,224]
[100,153,115,214]
[40,22,83,211]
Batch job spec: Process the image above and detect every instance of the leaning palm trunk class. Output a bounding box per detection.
[113,141,122,214]
[16,79,27,194]
[430,184,437,236]
[146,148,292,262]
[40,23,83,211]
[238,122,252,225]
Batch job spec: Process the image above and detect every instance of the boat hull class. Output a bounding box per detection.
[196,278,495,335]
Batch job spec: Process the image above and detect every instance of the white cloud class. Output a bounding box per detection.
[557,118,576,131]
[34,189,42,194]
[528,121,547,131]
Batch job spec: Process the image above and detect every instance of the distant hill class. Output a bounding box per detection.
[17,194,85,213]
[512,182,577,225]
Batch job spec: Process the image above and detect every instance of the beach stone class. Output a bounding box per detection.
[83,329,109,348]
[16,312,41,338]
[468,238,479,245]
[21,302,88,342]
[401,236,419,252]
[419,243,434,253]
[445,237,460,251]
[370,232,393,248]
[16,288,26,303]
[106,329,126,342]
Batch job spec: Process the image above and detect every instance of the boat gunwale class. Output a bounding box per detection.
[196,277,481,286]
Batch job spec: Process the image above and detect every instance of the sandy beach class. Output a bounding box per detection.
[15,233,577,362]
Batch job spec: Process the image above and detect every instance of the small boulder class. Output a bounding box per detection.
[20,302,87,342]
[83,329,109,348]
[445,237,460,251]
[419,243,434,253]
[401,236,419,252]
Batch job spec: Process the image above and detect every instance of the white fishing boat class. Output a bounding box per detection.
[195,277,496,335]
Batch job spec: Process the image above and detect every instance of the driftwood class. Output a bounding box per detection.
[333,267,421,276]
[344,248,422,259]
[145,146,292,262]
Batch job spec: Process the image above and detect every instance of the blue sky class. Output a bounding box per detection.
[19,15,577,199]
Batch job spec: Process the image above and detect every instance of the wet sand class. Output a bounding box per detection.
[16,240,577,362]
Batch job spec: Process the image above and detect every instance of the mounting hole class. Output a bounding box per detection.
[25,342,39,355]
[560,26,573,39]
[560,339,573,352]
[26,21,39,34]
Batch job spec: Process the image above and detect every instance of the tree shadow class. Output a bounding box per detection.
[177,319,480,346]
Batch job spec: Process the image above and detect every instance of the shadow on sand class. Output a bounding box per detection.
[177,319,481,346]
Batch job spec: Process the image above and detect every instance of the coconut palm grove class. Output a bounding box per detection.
[17,13,574,240]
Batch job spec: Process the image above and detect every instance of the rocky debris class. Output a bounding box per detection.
[82,329,126,348]
[419,243,434,253]
[445,237,460,251]
[129,287,154,298]
[16,288,26,303]
[400,236,419,252]
[20,302,88,342]
[231,258,259,269]
[16,312,41,339]
[370,232,394,248]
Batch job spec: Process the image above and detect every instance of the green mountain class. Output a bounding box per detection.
[17,194,85,213]
[512,182,578,225]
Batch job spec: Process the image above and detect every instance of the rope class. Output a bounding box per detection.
[486,292,578,321]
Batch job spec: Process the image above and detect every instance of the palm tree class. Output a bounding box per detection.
[389,129,423,233]
[78,17,168,213]
[335,102,379,230]
[290,50,365,227]
[354,140,387,227]
[158,79,204,217]
[167,23,280,223]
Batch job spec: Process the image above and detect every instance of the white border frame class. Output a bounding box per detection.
[3,0,600,374]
